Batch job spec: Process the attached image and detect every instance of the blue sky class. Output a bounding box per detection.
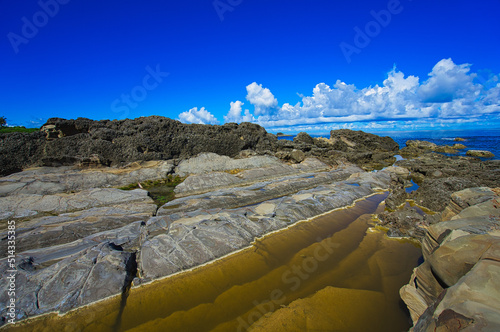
[1,0,499,133]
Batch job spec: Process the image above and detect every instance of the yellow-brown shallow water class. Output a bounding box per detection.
[7,193,421,332]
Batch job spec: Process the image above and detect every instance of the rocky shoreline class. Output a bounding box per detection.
[1,116,499,330]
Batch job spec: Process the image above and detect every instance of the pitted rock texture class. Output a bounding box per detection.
[277,130,399,171]
[0,116,278,176]
[466,149,495,158]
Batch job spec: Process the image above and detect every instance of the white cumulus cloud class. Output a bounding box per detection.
[178,107,219,125]
[245,82,278,115]
[418,58,478,103]
[224,101,255,123]
[239,59,500,131]
[181,58,500,132]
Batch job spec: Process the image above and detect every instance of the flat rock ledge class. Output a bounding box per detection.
[400,187,500,331]
[0,153,393,326]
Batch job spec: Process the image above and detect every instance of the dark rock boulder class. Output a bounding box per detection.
[0,131,45,175]
[466,149,495,158]
[293,132,315,145]
[396,154,500,211]
[329,129,399,153]
[411,177,481,212]
[276,129,399,170]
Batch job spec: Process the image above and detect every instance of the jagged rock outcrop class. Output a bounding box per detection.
[400,140,459,157]
[328,129,399,152]
[395,153,500,212]
[0,117,278,177]
[277,129,399,170]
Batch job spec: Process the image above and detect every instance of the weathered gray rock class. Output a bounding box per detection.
[159,166,372,216]
[0,148,397,327]
[174,157,331,197]
[0,188,153,222]
[139,169,392,282]
[0,242,136,322]
[174,152,281,177]
[0,160,174,197]
[0,202,156,257]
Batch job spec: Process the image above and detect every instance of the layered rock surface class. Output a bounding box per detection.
[0,160,174,197]
[400,187,500,331]
[0,152,394,325]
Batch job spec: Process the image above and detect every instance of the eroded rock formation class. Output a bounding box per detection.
[400,187,500,331]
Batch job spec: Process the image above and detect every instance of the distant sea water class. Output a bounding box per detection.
[277,129,500,160]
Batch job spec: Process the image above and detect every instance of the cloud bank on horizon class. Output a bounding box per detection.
[178,58,500,132]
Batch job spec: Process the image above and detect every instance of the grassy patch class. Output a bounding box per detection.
[119,175,185,207]
[0,127,39,133]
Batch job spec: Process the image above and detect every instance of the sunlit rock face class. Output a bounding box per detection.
[400,187,500,331]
